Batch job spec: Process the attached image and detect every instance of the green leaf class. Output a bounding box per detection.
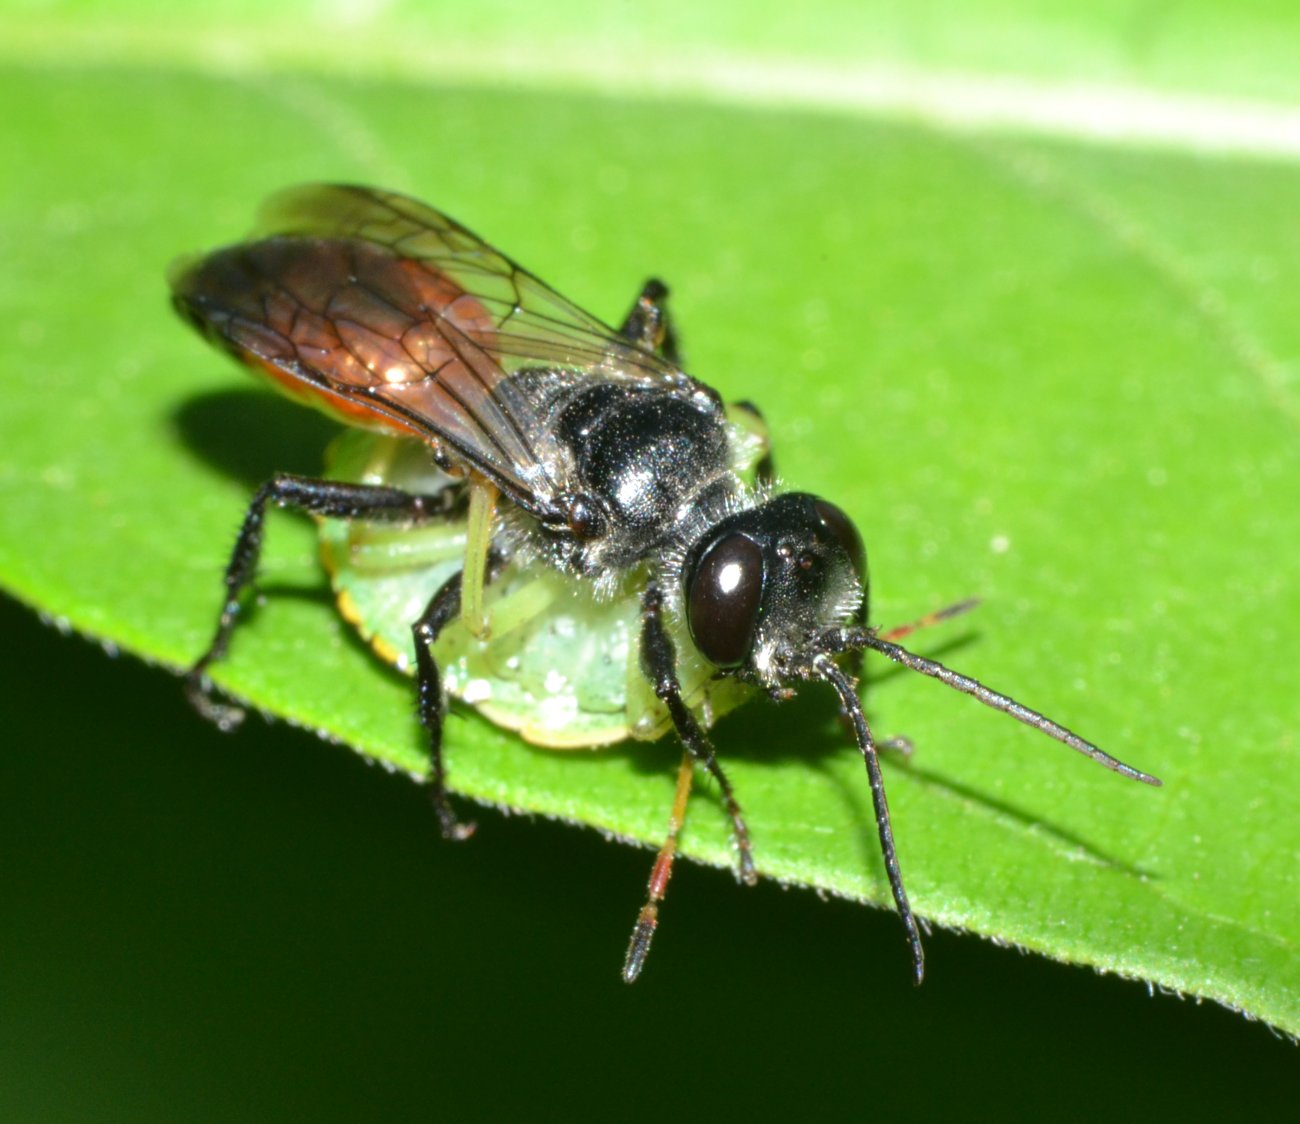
[2,1,1297,1036]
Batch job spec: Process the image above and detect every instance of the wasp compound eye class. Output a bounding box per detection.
[813,498,865,583]
[687,531,765,668]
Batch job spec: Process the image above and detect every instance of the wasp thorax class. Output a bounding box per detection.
[685,493,866,675]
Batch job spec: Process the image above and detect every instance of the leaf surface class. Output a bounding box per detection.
[2,0,1297,1034]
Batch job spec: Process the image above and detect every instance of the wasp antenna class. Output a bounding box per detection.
[815,656,926,985]
[622,751,696,984]
[854,633,1162,787]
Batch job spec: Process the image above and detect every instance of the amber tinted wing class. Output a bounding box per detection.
[171,184,695,517]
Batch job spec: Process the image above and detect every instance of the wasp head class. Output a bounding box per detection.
[683,492,866,688]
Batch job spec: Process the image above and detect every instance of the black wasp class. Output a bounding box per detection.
[171,184,1161,983]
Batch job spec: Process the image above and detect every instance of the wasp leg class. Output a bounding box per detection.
[878,599,981,645]
[618,278,682,366]
[187,474,456,730]
[411,546,508,841]
[413,575,468,840]
[622,750,694,983]
[639,581,756,887]
[815,655,925,985]
[727,399,776,488]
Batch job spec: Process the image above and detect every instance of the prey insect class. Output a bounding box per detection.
[171,184,1161,984]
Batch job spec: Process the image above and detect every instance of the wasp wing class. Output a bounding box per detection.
[171,184,695,518]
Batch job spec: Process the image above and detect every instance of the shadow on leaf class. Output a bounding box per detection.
[172,387,339,488]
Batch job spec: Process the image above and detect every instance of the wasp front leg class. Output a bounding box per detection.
[187,474,458,730]
[639,580,756,886]
[621,581,757,982]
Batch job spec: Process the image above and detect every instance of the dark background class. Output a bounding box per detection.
[2,592,1294,1121]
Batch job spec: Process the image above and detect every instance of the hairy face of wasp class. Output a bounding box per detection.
[685,493,866,686]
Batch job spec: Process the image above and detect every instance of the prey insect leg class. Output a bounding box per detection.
[640,581,756,886]
[187,474,456,730]
[460,475,499,639]
[622,750,695,983]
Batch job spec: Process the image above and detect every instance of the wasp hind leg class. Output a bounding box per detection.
[187,473,457,730]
